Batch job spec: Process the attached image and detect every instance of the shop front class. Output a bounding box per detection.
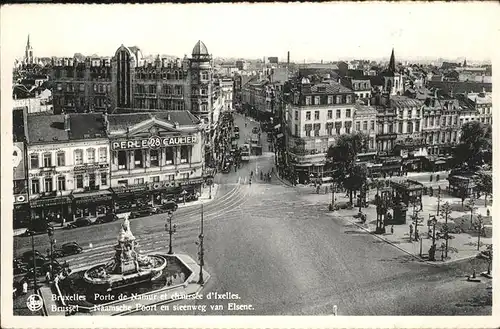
[30,194,73,223]
[13,193,30,229]
[73,190,113,220]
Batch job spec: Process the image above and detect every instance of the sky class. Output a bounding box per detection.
[1,3,499,63]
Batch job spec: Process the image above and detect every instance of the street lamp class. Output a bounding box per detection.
[47,226,55,278]
[165,212,177,255]
[428,215,438,261]
[196,204,205,285]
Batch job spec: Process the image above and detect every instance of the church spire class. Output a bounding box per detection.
[388,48,396,73]
[463,58,467,67]
[27,34,30,48]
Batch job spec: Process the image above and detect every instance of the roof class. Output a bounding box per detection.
[389,96,423,108]
[13,84,32,99]
[27,114,69,143]
[68,113,107,140]
[467,92,492,105]
[308,82,352,94]
[192,40,209,56]
[354,104,377,115]
[427,81,492,95]
[107,111,201,131]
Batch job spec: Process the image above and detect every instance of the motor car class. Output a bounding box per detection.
[24,221,53,236]
[24,255,49,273]
[95,213,118,224]
[252,127,259,134]
[20,250,45,263]
[234,126,240,133]
[54,242,83,257]
[13,259,28,274]
[159,201,179,213]
[130,208,155,219]
[65,218,93,229]
[24,259,63,278]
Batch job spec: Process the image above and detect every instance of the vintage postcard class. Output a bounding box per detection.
[1,2,499,328]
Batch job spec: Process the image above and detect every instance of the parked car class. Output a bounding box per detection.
[20,250,45,263]
[130,208,155,219]
[24,259,63,278]
[54,242,83,257]
[65,218,93,229]
[13,259,28,274]
[95,213,118,224]
[24,221,53,236]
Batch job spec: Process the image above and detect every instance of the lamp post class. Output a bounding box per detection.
[476,214,483,251]
[436,186,441,216]
[330,182,335,211]
[165,211,176,255]
[47,226,55,278]
[197,204,205,285]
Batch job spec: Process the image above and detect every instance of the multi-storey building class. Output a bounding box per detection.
[342,77,372,100]
[241,79,276,121]
[353,104,377,158]
[285,78,357,183]
[220,78,234,112]
[13,108,29,228]
[107,111,205,214]
[26,113,111,223]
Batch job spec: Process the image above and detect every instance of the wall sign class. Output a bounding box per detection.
[111,135,197,150]
[13,194,28,204]
[73,163,109,173]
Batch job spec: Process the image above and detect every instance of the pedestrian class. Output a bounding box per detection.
[325,186,328,194]
[391,225,394,235]
[409,224,413,242]
[45,271,51,283]
[22,280,28,294]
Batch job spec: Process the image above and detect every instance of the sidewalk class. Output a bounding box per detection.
[298,185,492,264]
[177,183,219,209]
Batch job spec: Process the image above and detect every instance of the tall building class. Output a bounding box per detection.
[285,78,357,183]
[381,49,404,96]
[25,35,34,65]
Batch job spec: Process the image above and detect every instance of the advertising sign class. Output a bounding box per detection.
[111,135,197,150]
[13,142,25,180]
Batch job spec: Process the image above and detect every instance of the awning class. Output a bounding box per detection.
[435,160,446,165]
[73,190,113,204]
[30,196,73,208]
[295,163,313,167]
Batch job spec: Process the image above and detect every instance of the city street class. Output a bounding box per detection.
[13,117,491,316]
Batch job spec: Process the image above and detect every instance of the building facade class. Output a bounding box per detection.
[26,114,111,223]
[107,112,205,214]
[285,79,357,183]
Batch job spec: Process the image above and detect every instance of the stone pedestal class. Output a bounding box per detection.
[110,243,139,275]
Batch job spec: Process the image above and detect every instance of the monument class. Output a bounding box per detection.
[83,217,167,291]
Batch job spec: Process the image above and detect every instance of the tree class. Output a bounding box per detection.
[440,202,453,259]
[452,121,492,171]
[325,132,368,204]
[465,196,477,228]
[475,172,492,207]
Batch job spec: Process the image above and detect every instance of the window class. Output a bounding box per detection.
[76,175,83,189]
[295,111,298,120]
[56,152,65,168]
[399,110,404,118]
[306,111,311,120]
[134,178,145,185]
[294,124,299,136]
[314,111,320,120]
[43,153,52,167]
[313,123,321,136]
[79,84,84,92]
[305,124,312,137]
[328,96,333,104]
[327,110,333,119]
[407,122,414,134]
[336,96,342,104]
[57,83,62,91]
[363,121,368,131]
[181,173,190,180]
[30,153,39,169]
[454,116,458,125]
[101,172,107,186]
[151,176,160,183]
[99,148,107,163]
[134,149,144,168]
[424,117,428,127]
[118,151,127,170]
[117,179,128,187]
[44,176,53,192]
[336,109,341,119]
[87,148,95,163]
[89,173,96,189]
[417,109,421,117]
[346,109,351,118]
[202,72,209,80]
[327,123,333,136]
[166,174,175,181]
[31,179,40,194]
[346,95,352,103]
[165,148,174,165]
[305,96,312,105]
[314,96,320,105]
[388,123,393,133]
[74,149,83,165]
[57,176,66,191]
[335,122,342,135]
[415,121,420,132]
[408,109,412,119]
[356,122,361,131]
[180,146,189,163]
[176,86,183,95]
[369,139,374,149]
[399,122,403,133]
[370,121,375,130]
[150,149,159,167]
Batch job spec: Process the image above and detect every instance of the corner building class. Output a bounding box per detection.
[26,114,111,223]
[107,112,205,214]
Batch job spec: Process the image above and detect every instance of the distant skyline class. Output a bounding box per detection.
[2,3,499,63]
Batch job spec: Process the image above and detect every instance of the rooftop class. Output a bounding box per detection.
[389,96,423,108]
[107,111,201,131]
[192,40,209,56]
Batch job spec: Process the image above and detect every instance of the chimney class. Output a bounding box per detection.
[64,114,71,131]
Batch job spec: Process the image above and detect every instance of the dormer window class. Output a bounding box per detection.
[314,96,320,105]
[305,96,312,105]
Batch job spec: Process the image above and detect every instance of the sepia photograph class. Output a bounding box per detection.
[1,2,498,327]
